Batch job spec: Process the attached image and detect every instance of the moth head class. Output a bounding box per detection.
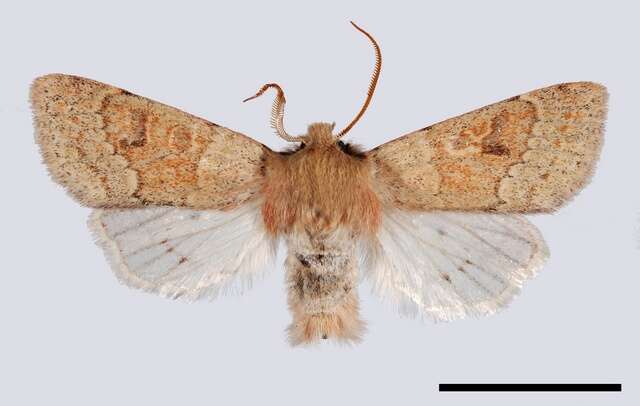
[300,122,364,156]
[242,21,381,146]
[277,122,365,159]
[304,122,336,146]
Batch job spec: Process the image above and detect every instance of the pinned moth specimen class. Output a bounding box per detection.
[31,22,607,345]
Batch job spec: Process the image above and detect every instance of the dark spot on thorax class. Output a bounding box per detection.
[279,143,305,156]
[337,141,366,159]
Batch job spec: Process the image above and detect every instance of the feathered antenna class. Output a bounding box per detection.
[243,83,303,142]
[336,21,382,139]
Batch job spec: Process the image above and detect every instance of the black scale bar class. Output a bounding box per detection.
[439,383,622,392]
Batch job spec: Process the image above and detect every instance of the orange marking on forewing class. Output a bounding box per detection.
[99,93,222,204]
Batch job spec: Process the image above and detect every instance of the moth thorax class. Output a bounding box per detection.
[284,230,365,345]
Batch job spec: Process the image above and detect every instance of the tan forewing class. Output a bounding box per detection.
[31,74,269,210]
[369,82,607,213]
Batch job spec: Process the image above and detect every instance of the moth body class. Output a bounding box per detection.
[262,123,379,344]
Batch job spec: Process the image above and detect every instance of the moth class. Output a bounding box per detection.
[31,22,607,345]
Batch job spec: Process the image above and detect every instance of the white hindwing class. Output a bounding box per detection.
[363,210,549,321]
[89,200,277,300]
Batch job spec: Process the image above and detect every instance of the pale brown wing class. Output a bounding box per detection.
[368,82,607,213]
[31,74,269,210]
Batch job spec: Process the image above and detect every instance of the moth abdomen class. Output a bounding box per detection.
[285,232,364,345]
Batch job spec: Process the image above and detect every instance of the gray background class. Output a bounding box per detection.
[1,0,638,404]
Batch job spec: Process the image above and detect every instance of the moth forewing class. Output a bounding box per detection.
[370,82,607,213]
[30,74,268,210]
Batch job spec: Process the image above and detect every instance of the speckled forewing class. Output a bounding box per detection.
[31,74,268,209]
[369,82,607,212]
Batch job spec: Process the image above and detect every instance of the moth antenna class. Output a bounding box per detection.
[337,21,382,139]
[243,83,303,142]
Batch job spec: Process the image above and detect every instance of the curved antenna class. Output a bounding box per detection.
[243,83,303,142]
[337,21,382,139]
